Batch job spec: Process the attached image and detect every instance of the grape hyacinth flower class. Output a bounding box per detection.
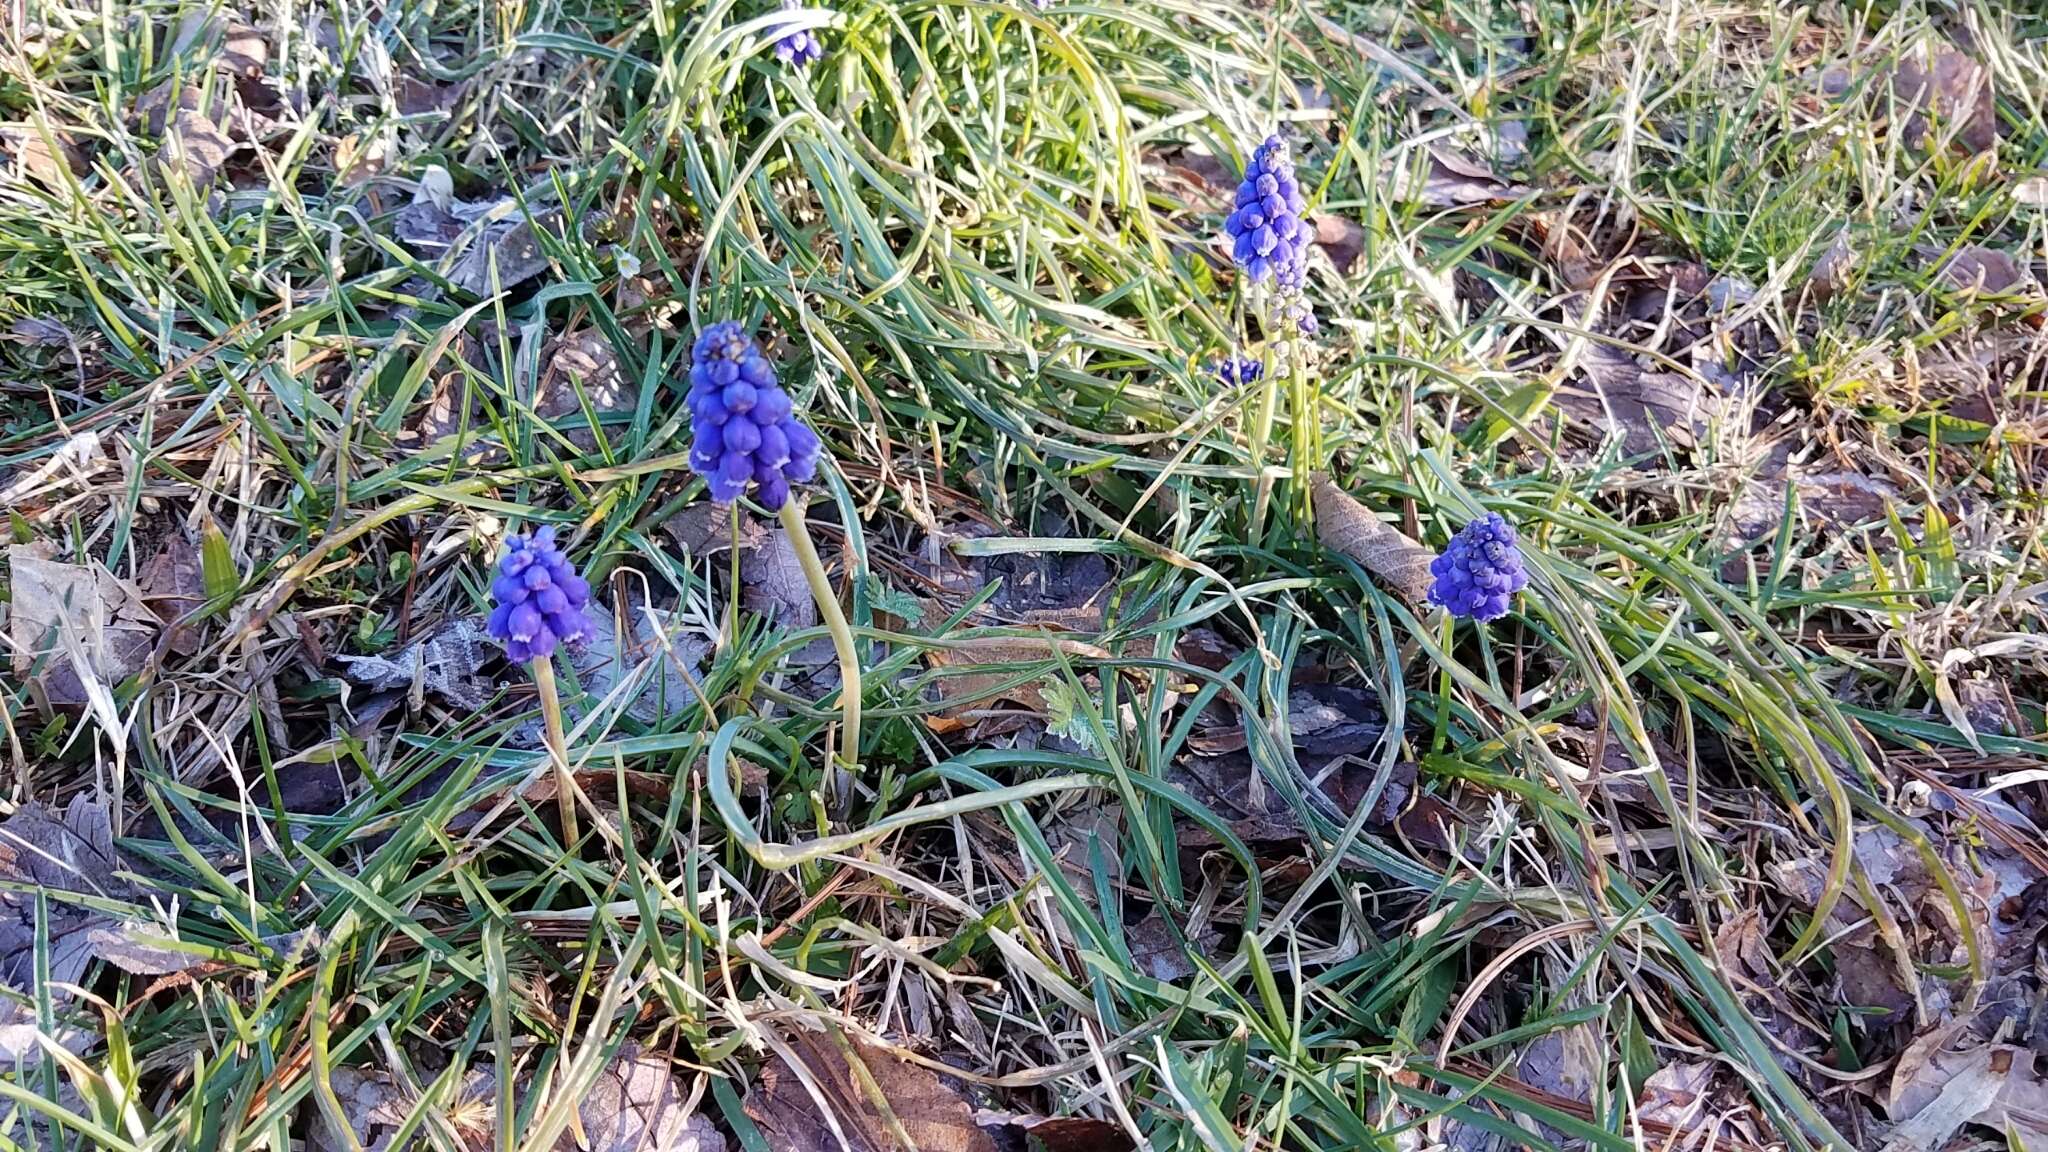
[1213,354,1263,388]
[1427,513,1529,623]
[1226,133,1319,540]
[486,526,592,841]
[1225,135,1314,298]
[687,321,822,511]
[688,320,860,792]
[486,527,592,663]
[772,1,824,67]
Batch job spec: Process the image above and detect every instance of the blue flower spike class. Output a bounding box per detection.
[687,321,822,511]
[773,1,824,66]
[1427,513,1528,623]
[487,525,592,842]
[1224,135,1314,298]
[486,526,592,663]
[686,321,861,802]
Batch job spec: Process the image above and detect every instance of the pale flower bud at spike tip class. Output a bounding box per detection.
[687,321,822,511]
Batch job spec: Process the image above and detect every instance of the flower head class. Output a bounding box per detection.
[1213,355,1263,388]
[1427,513,1528,623]
[688,321,821,510]
[486,527,592,662]
[1224,135,1313,294]
[773,2,824,66]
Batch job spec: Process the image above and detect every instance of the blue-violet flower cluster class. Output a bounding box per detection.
[688,321,821,511]
[1427,513,1528,623]
[487,527,592,662]
[1225,136,1313,294]
[1213,355,1263,387]
[773,2,824,66]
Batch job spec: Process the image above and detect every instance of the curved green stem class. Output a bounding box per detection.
[777,498,862,781]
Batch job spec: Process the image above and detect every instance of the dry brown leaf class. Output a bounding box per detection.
[1173,686,1396,846]
[334,617,496,712]
[923,636,1110,731]
[746,529,817,633]
[1310,475,1433,602]
[1552,345,1714,458]
[979,1114,1133,1152]
[313,1046,722,1152]
[159,108,235,189]
[537,330,638,451]
[1892,38,1998,158]
[572,604,710,723]
[1728,467,1894,545]
[0,796,186,994]
[1,125,87,186]
[1807,231,1856,301]
[140,535,208,655]
[2017,176,2048,207]
[1311,214,1365,274]
[1384,146,1527,207]
[391,167,558,296]
[666,504,771,557]
[747,1029,995,1152]
[1125,908,1220,983]
[8,544,158,707]
[1887,1024,2048,1151]
[1939,245,2034,296]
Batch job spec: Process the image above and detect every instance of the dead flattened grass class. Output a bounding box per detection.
[2,1,2047,1151]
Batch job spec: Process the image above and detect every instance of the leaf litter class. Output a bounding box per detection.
[746,1028,994,1152]
[314,1044,723,1152]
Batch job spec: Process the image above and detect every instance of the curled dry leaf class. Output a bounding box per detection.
[7,543,158,708]
[746,1028,995,1152]
[1309,475,1433,603]
[334,616,497,712]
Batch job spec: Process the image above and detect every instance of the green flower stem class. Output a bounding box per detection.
[777,497,861,783]
[1246,340,1281,544]
[530,654,581,848]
